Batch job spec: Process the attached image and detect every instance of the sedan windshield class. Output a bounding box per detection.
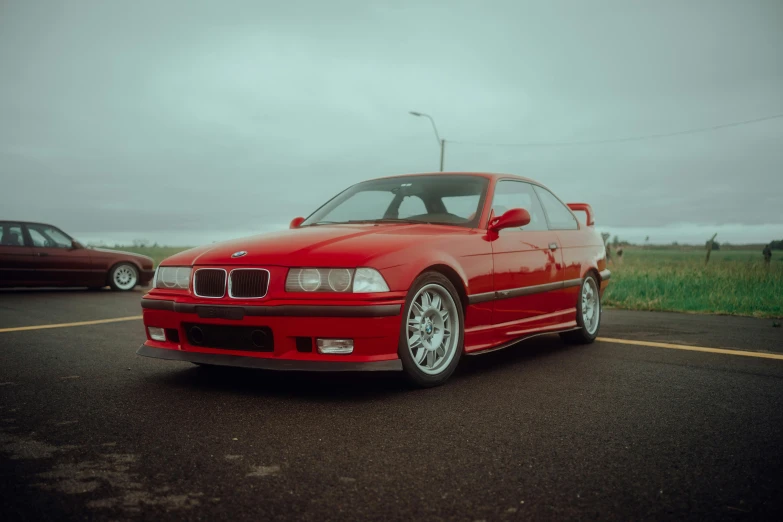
[302,175,489,228]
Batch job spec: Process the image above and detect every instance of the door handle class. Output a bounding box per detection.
[549,243,558,251]
[37,252,49,257]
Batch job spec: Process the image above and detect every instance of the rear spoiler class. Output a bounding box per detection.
[567,203,594,226]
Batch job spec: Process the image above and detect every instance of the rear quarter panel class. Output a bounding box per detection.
[555,226,607,302]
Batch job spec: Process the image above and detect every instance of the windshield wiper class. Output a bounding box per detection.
[305,220,343,226]
[306,218,429,227]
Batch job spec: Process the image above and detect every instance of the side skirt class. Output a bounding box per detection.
[465,326,582,356]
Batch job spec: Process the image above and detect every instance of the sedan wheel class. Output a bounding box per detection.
[560,273,601,344]
[581,276,600,335]
[399,272,464,387]
[109,263,138,291]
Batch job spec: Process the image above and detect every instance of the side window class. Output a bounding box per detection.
[0,223,25,246]
[397,196,427,218]
[490,181,548,231]
[533,187,579,230]
[27,224,73,248]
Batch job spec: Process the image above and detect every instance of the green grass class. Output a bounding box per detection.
[603,249,783,318]
[114,244,782,319]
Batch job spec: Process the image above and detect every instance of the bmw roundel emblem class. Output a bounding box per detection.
[231,251,248,258]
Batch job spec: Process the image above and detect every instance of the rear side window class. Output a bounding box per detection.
[534,187,579,230]
[0,223,25,246]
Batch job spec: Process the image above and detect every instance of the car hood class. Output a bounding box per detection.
[163,224,473,268]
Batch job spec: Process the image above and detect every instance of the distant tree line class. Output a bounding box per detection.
[599,235,783,250]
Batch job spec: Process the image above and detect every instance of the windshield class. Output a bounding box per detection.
[302,175,489,228]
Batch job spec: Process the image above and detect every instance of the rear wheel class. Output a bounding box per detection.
[109,263,138,291]
[560,274,601,344]
[398,272,464,387]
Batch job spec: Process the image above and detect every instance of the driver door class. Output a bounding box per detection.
[489,181,564,325]
[24,224,97,287]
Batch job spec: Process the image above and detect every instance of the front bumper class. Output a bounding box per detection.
[139,297,404,370]
[137,344,402,371]
[139,269,156,286]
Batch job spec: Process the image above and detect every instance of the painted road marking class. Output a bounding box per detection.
[0,318,780,363]
[598,337,783,361]
[0,316,142,333]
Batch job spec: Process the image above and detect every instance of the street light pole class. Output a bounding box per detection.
[409,111,445,172]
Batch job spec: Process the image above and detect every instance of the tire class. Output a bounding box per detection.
[560,273,601,344]
[108,263,139,291]
[398,272,465,387]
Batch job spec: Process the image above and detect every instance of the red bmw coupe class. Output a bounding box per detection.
[138,172,609,386]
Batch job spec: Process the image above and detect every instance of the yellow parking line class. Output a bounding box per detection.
[0,316,142,333]
[0,318,779,363]
[598,337,783,361]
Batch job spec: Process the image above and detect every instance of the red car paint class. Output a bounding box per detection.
[139,172,608,369]
[0,221,155,289]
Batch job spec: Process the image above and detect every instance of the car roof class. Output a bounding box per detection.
[0,220,59,228]
[367,171,540,184]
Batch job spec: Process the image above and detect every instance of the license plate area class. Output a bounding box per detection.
[196,306,245,320]
[183,323,273,352]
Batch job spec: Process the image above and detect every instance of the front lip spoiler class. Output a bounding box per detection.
[136,344,403,372]
[141,298,401,318]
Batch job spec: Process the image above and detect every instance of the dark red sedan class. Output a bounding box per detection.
[0,221,154,291]
[138,172,610,387]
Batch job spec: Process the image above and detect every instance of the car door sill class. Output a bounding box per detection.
[466,327,581,356]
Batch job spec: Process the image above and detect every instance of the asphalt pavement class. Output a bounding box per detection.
[1,288,783,521]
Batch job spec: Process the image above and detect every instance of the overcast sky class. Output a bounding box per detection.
[1,0,781,245]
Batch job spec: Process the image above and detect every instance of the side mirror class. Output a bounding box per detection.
[289,217,306,229]
[71,240,83,250]
[488,208,531,232]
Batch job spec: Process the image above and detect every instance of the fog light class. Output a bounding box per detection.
[147,327,166,342]
[316,338,354,354]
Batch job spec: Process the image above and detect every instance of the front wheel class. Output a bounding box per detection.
[398,272,464,387]
[560,274,601,344]
[109,263,139,291]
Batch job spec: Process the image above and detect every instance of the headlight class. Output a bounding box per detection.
[154,266,192,290]
[285,267,389,293]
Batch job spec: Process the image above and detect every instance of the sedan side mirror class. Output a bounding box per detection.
[71,240,83,250]
[488,208,531,232]
[289,217,306,229]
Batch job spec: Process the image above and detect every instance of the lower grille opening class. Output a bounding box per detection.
[295,337,313,353]
[184,323,273,352]
[166,328,180,343]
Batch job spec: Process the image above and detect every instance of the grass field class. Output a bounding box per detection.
[118,246,193,267]
[603,248,782,319]
[118,245,783,319]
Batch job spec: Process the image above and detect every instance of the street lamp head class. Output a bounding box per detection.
[407,110,444,171]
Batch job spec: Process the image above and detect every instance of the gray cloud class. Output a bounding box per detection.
[1,0,781,238]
